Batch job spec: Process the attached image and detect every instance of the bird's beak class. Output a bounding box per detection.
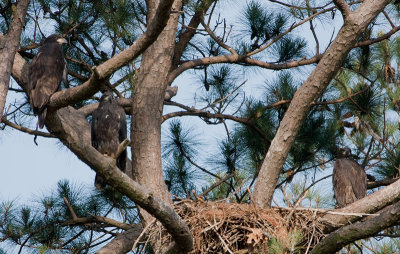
[57,38,68,44]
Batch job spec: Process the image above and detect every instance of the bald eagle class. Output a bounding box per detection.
[28,34,68,128]
[333,148,367,207]
[91,92,127,189]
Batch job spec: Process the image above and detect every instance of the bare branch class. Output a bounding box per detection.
[45,106,193,253]
[368,178,398,189]
[200,17,237,55]
[97,225,143,253]
[46,0,176,109]
[333,0,351,19]
[312,201,400,253]
[1,117,54,138]
[173,0,216,66]
[322,179,400,228]
[113,139,130,160]
[199,173,234,198]
[60,214,135,231]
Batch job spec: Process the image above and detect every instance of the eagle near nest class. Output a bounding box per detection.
[91,91,127,189]
[28,34,68,128]
[333,148,367,207]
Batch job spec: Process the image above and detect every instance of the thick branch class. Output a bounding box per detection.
[97,225,144,254]
[60,215,134,231]
[113,139,130,160]
[45,106,193,253]
[167,16,398,85]
[321,179,400,228]
[172,0,215,66]
[333,0,351,19]
[46,0,175,109]
[0,0,30,122]
[367,178,398,189]
[312,201,400,253]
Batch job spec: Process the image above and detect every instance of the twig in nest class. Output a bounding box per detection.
[304,211,317,254]
[131,218,156,251]
[205,220,234,254]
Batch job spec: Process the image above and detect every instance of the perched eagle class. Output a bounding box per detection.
[333,148,367,207]
[91,91,127,189]
[28,34,68,128]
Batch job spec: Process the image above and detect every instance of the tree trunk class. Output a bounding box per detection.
[130,0,186,252]
[252,0,391,208]
[0,0,30,122]
[131,0,182,211]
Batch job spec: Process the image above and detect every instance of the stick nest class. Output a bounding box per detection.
[148,200,327,253]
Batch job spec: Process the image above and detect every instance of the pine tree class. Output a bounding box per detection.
[0,0,399,253]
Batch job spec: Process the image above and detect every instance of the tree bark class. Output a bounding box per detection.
[45,106,192,253]
[312,201,400,253]
[252,0,391,208]
[47,0,175,110]
[131,0,182,209]
[0,0,30,122]
[321,179,400,228]
[97,225,143,254]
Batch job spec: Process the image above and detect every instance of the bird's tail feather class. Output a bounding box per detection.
[38,107,47,129]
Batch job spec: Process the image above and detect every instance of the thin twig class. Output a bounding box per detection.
[199,173,234,198]
[219,176,249,202]
[205,220,234,254]
[131,218,156,251]
[63,197,78,220]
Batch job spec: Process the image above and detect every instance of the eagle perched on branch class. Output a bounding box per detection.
[91,91,127,189]
[28,34,68,128]
[333,148,367,207]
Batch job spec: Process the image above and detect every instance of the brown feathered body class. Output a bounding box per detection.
[28,35,68,128]
[91,92,127,189]
[333,148,367,207]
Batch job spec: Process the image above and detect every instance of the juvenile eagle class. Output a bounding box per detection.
[28,34,68,128]
[91,92,127,189]
[333,148,367,207]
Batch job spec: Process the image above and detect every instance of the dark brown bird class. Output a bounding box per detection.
[28,34,68,128]
[333,148,367,207]
[91,91,127,189]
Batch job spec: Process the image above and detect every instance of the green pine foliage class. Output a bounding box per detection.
[240,1,288,49]
[235,100,276,169]
[0,180,135,252]
[164,152,197,197]
[270,35,307,63]
[4,0,400,252]
[162,120,201,197]
[376,146,400,179]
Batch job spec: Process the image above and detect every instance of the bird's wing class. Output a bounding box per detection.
[333,159,357,207]
[115,103,127,172]
[117,105,127,142]
[91,107,100,149]
[348,159,367,199]
[28,44,66,109]
[28,52,45,93]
